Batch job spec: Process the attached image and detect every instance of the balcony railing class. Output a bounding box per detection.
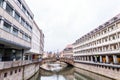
[75,60,120,68]
[0,60,42,70]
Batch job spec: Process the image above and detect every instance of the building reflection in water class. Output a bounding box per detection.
[74,68,114,80]
[29,66,114,80]
[40,66,74,80]
[28,70,40,80]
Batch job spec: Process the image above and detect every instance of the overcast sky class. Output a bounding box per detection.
[25,0,120,52]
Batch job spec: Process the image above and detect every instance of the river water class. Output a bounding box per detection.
[29,63,114,80]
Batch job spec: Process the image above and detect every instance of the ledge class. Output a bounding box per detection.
[74,60,120,68]
[0,60,41,70]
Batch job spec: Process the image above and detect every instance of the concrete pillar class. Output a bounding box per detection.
[0,19,4,28]
[106,55,109,63]
[82,57,84,61]
[85,56,86,61]
[113,55,118,64]
[87,56,89,61]
[13,9,15,17]
[108,45,110,51]
[3,1,6,9]
[95,56,97,62]
[83,56,85,61]
[13,58,16,61]
[11,25,13,33]
[91,56,93,62]
[100,56,102,63]
[80,57,82,60]
[20,3,22,9]
[19,16,21,23]
[28,55,30,60]
[102,46,104,52]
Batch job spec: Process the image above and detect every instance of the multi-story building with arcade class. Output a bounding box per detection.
[73,14,120,79]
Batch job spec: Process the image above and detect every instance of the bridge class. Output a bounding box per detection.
[40,58,57,65]
[59,58,74,66]
[41,57,74,66]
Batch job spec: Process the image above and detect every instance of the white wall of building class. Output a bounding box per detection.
[29,21,42,54]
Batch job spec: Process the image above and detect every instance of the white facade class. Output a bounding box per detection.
[29,21,41,54]
[73,14,120,64]
[40,29,44,55]
[0,0,44,61]
[25,21,44,60]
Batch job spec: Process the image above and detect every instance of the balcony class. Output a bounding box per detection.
[0,28,31,49]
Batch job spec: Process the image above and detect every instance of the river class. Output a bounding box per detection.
[29,62,114,80]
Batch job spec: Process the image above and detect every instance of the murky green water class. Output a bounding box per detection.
[29,64,114,80]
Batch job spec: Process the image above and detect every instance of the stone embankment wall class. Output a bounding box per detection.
[75,63,120,80]
[0,61,40,80]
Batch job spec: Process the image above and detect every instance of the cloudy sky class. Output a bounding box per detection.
[25,0,120,52]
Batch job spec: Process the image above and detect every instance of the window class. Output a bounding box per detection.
[23,34,27,41]
[14,12,20,22]
[25,22,32,31]
[21,18,25,26]
[4,73,7,77]
[28,25,32,31]
[12,27,18,36]
[30,16,33,20]
[105,38,107,42]
[25,22,28,28]
[16,0,21,7]
[0,0,4,7]
[6,4,13,16]
[19,30,23,37]
[3,21,11,32]
[24,34,28,41]
[112,35,116,40]
[22,5,26,13]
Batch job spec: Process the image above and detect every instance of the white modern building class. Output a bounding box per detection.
[0,0,44,61]
[25,21,44,60]
[73,14,120,64]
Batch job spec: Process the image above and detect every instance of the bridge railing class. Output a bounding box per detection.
[59,57,74,65]
[41,58,57,64]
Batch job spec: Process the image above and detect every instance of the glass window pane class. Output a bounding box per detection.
[12,27,18,36]
[22,5,26,13]
[6,4,13,16]
[14,12,20,22]
[21,18,25,26]
[0,0,4,7]
[16,0,21,7]
[3,21,11,32]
